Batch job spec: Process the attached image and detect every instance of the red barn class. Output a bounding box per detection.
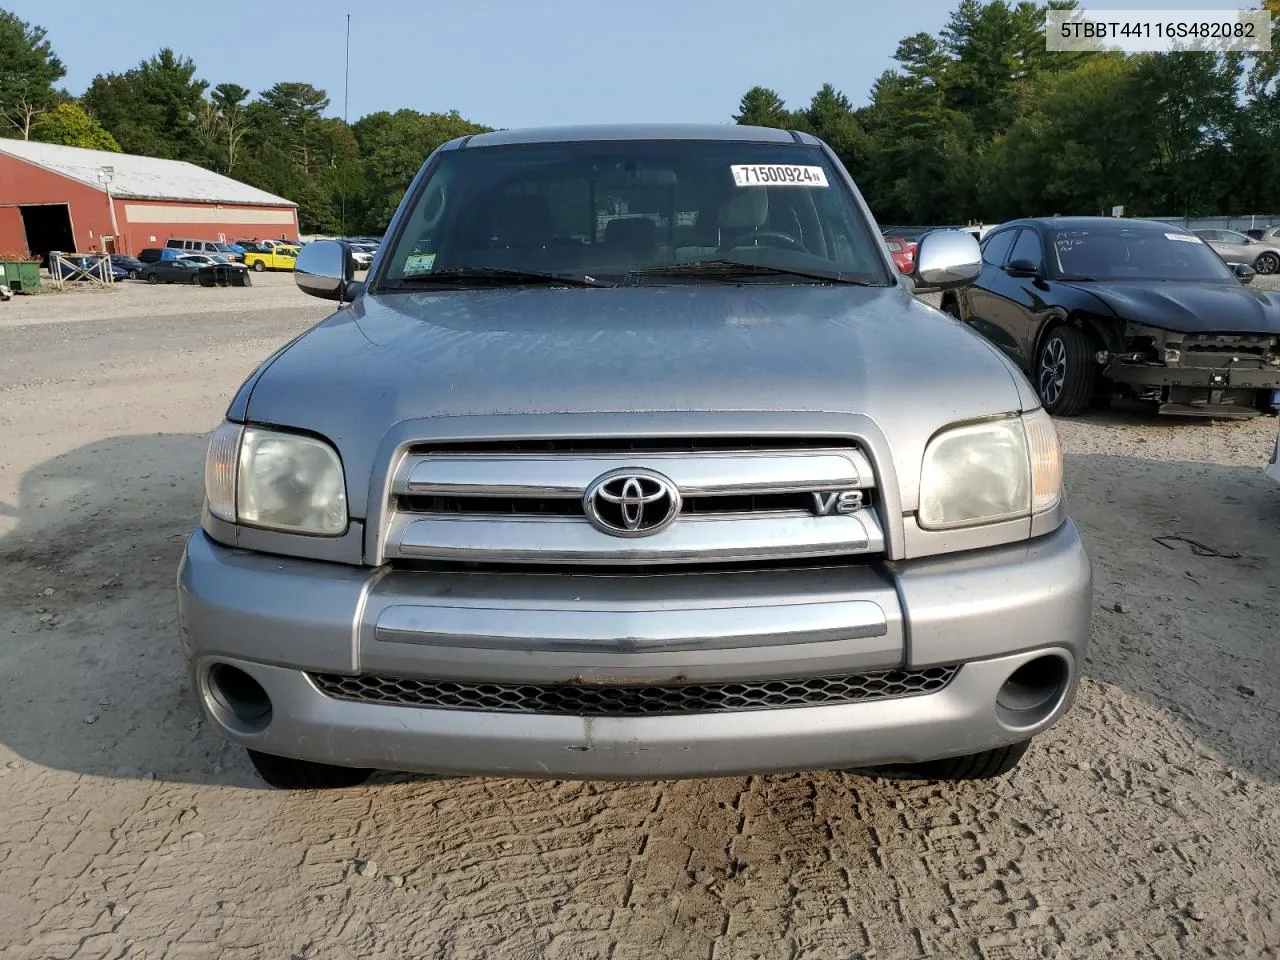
[0,139,299,262]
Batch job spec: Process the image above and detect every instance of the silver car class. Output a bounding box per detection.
[176,124,1093,790]
[1194,228,1280,274]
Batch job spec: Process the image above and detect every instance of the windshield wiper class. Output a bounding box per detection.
[395,267,614,288]
[628,259,879,286]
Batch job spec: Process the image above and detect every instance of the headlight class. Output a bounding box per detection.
[918,409,1062,530]
[204,422,348,536]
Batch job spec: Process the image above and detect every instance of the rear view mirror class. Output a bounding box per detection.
[1004,258,1040,278]
[1233,262,1256,284]
[911,229,981,292]
[599,166,678,187]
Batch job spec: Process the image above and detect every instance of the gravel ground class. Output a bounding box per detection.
[1,275,1279,959]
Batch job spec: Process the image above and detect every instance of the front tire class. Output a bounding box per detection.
[899,740,1032,781]
[1256,252,1279,275]
[942,297,962,321]
[247,749,374,790]
[146,273,158,285]
[1035,324,1096,416]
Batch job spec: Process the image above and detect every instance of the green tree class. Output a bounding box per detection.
[0,9,66,139]
[939,0,1061,136]
[858,31,981,221]
[990,54,1150,218]
[208,82,250,173]
[1141,51,1243,216]
[733,87,789,127]
[352,109,490,231]
[257,81,329,172]
[803,83,867,170]
[81,49,208,159]
[31,102,119,150]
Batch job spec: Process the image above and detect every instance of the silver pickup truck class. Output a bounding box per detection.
[177,124,1093,790]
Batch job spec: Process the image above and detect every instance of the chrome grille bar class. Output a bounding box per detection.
[397,448,874,498]
[382,442,883,566]
[386,512,882,564]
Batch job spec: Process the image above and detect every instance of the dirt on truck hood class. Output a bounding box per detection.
[241,283,1031,518]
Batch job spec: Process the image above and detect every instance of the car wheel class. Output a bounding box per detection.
[895,740,1032,781]
[942,297,962,321]
[252,261,266,272]
[1256,252,1280,274]
[1035,324,1096,416]
[128,269,139,280]
[247,749,373,790]
[146,273,158,284]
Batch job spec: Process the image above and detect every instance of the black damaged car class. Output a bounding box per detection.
[942,216,1280,418]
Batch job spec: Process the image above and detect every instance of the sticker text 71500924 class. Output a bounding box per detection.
[731,165,829,187]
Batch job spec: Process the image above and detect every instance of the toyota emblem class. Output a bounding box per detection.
[583,468,681,538]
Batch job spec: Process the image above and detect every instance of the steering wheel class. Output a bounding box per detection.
[719,230,803,252]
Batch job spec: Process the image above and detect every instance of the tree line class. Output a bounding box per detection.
[3,2,1279,233]
[736,0,1280,223]
[0,8,489,235]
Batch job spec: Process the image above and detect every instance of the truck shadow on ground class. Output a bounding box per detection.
[0,432,1277,789]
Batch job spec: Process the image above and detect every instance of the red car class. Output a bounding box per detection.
[884,236,916,273]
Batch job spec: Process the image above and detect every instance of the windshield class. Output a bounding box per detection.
[378,140,890,287]
[1050,227,1237,282]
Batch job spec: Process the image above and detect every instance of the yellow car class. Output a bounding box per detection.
[244,245,299,272]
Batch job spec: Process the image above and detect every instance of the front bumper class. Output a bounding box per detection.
[1104,360,1280,391]
[177,521,1093,779]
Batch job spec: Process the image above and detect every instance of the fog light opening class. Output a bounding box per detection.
[996,655,1068,729]
[206,663,273,734]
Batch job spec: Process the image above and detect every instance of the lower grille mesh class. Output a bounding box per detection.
[308,667,959,717]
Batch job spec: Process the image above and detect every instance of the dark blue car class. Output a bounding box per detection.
[51,255,129,282]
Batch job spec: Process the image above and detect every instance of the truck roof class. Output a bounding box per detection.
[453,123,822,150]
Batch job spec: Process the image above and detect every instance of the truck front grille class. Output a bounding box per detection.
[380,438,886,567]
[308,666,958,716]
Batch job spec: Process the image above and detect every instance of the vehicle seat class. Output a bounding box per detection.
[491,194,554,250]
[603,217,658,262]
[719,189,770,245]
[674,205,722,262]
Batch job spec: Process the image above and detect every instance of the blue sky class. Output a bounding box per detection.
[11,0,1242,128]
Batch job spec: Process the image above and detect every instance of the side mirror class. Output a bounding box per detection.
[910,229,981,292]
[294,239,356,302]
[1233,262,1256,284]
[1004,258,1040,278]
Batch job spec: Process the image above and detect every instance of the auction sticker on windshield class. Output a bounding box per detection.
[1165,233,1202,243]
[731,165,829,187]
[404,252,437,275]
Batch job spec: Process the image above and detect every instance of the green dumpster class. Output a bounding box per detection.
[0,259,41,293]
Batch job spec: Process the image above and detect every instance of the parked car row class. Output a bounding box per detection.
[938,216,1280,419]
[1193,228,1280,274]
[48,238,375,286]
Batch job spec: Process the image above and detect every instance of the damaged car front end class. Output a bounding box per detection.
[949,217,1280,417]
[1101,322,1280,417]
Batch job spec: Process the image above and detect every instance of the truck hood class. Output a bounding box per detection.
[1063,279,1280,334]
[244,284,1031,518]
